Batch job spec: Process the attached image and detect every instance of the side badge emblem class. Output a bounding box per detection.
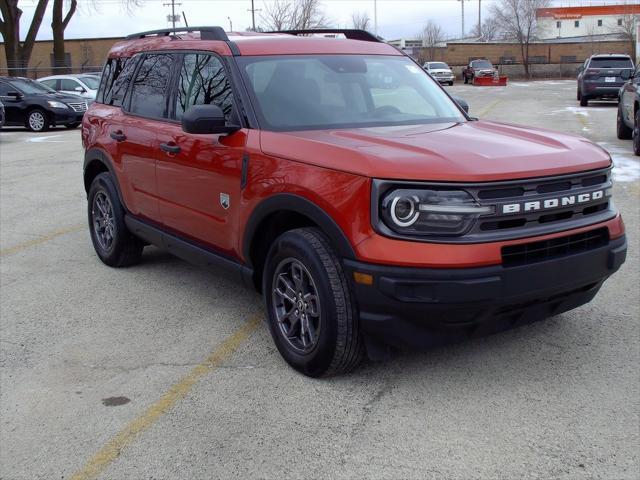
[220,193,230,210]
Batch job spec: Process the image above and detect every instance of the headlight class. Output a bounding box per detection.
[47,101,69,109]
[380,188,494,236]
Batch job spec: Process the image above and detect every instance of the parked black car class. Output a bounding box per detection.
[577,54,634,107]
[617,66,640,155]
[0,76,88,132]
[0,100,5,130]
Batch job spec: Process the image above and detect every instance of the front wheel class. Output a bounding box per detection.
[617,104,632,139]
[26,109,49,132]
[448,81,454,86]
[263,228,364,377]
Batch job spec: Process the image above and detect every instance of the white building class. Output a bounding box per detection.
[537,4,640,39]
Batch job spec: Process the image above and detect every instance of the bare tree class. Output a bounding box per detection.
[610,9,639,58]
[261,0,329,30]
[51,0,78,73]
[421,20,445,62]
[470,17,501,41]
[0,0,49,76]
[351,11,371,31]
[489,0,550,78]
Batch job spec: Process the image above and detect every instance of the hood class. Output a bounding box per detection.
[260,121,611,182]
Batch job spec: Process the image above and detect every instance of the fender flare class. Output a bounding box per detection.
[242,193,356,264]
[83,148,125,206]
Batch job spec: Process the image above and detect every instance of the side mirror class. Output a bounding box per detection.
[452,96,469,114]
[75,86,86,92]
[7,91,23,100]
[621,69,632,80]
[181,104,240,135]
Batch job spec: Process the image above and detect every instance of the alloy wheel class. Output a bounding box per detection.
[271,258,322,354]
[28,111,45,131]
[92,191,115,251]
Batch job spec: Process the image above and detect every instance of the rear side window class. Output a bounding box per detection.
[97,57,138,106]
[40,79,57,90]
[589,57,634,69]
[129,53,175,119]
[60,78,80,91]
[175,53,234,122]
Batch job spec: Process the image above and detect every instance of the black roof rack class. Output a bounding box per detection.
[268,29,382,43]
[125,26,228,41]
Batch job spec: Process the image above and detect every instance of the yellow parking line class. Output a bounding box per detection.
[0,224,85,257]
[478,99,502,118]
[69,314,262,480]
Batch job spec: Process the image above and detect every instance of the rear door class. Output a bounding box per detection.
[155,52,246,255]
[0,81,27,124]
[117,53,178,222]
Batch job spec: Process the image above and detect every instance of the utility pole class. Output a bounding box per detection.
[458,0,469,38]
[228,16,233,31]
[248,0,261,31]
[478,0,481,36]
[163,0,181,29]
[374,0,378,35]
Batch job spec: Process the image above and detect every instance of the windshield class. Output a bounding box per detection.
[9,78,56,94]
[78,76,101,89]
[238,55,465,131]
[428,62,449,70]
[472,60,492,68]
[589,57,634,69]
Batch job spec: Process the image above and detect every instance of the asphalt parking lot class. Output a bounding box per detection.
[1,80,638,480]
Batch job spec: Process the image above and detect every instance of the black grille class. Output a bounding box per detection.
[501,228,609,267]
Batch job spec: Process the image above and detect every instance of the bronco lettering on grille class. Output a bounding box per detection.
[501,189,607,215]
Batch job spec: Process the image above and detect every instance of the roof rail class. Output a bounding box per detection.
[268,29,382,43]
[125,26,228,41]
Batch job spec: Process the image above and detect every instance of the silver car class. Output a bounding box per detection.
[423,62,455,86]
[37,74,100,102]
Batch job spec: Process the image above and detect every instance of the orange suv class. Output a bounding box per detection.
[82,27,627,377]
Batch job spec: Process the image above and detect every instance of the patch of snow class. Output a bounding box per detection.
[598,142,640,182]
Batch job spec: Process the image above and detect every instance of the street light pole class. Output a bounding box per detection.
[374,0,378,35]
[228,16,233,31]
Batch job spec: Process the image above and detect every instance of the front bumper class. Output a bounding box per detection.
[344,234,626,349]
[435,76,455,83]
[51,110,84,126]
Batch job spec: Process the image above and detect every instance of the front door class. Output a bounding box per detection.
[155,53,246,256]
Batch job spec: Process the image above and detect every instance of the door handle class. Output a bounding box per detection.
[110,130,126,142]
[160,142,181,154]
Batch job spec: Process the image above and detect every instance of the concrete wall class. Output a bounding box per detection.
[0,37,121,77]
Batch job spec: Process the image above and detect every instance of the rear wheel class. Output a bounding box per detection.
[263,228,364,377]
[26,109,49,132]
[617,104,632,139]
[88,172,143,267]
[633,110,640,156]
[577,88,581,101]
[580,95,589,107]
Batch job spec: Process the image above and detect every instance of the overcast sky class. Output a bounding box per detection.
[14,0,633,42]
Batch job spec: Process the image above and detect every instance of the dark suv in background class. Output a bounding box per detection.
[577,54,634,107]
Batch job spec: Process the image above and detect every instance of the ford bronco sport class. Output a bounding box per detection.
[82,27,627,377]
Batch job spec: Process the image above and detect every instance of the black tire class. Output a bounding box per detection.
[263,228,364,377]
[25,108,49,132]
[617,104,632,139]
[65,122,80,129]
[634,110,640,156]
[448,81,454,86]
[87,172,143,267]
[577,88,581,101]
[580,95,589,107]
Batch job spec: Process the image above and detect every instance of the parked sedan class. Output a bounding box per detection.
[577,54,634,107]
[423,62,455,86]
[0,77,88,131]
[617,66,640,155]
[38,74,100,101]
